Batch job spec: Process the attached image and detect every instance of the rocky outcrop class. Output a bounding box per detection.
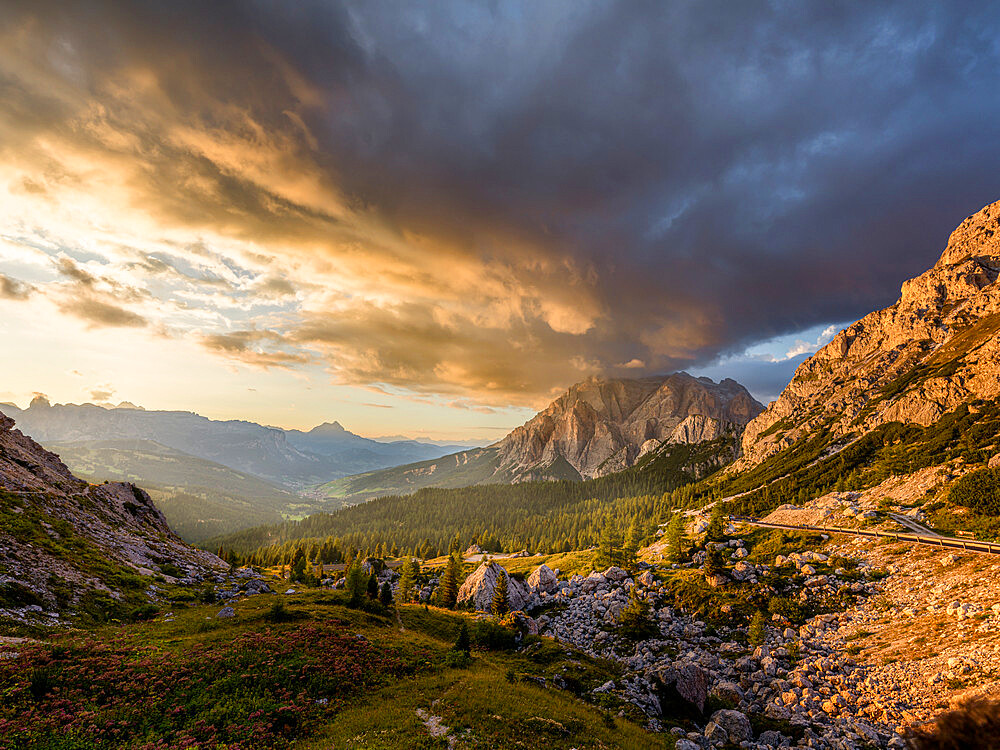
[496,373,762,480]
[737,199,1000,469]
[456,561,530,612]
[0,410,225,620]
[527,564,558,593]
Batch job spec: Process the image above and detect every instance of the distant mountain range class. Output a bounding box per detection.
[318,372,762,502]
[0,400,479,541]
[0,399,476,488]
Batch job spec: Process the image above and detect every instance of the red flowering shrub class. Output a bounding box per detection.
[0,622,426,749]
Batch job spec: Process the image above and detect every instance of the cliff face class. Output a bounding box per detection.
[496,372,762,480]
[0,410,224,619]
[737,199,1000,469]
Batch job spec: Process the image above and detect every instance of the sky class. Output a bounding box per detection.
[1,1,999,440]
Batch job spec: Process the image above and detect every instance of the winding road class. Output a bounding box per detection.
[729,515,1000,557]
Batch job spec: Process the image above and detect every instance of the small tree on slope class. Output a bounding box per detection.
[491,568,509,618]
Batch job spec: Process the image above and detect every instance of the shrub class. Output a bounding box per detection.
[748,611,766,646]
[470,619,517,651]
[0,582,43,609]
[949,468,1000,515]
[128,604,159,622]
[907,696,1000,750]
[454,620,470,655]
[159,563,184,579]
[617,590,657,641]
[263,601,299,623]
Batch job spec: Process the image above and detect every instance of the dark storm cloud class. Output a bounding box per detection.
[3,0,999,403]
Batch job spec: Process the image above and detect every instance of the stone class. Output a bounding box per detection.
[705,709,752,744]
[709,681,744,705]
[758,729,791,747]
[216,606,236,619]
[637,570,655,587]
[527,564,558,593]
[456,561,529,612]
[653,662,710,714]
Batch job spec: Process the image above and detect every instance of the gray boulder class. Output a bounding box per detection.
[456,562,529,612]
[758,729,791,747]
[652,662,709,714]
[216,606,236,619]
[705,709,752,744]
[527,564,558,593]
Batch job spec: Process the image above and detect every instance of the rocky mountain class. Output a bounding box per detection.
[737,198,1000,471]
[496,373,762,480]
[318,373,762,502]
[2,398,475,489]
[0,410,225,625]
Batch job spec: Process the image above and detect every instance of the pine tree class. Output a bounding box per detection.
[366,572,378,600]
[490,568,509,618]
[666,512,687,564]
[454,620,470,655]
[290,548,307,583]
[397,558,416,602]
[596,523,622,570]
[449,532,462,556]
[703,547,724,579]
[345,561,366,606]
[704,503,726,543]
[379,581,393,607]
[436,553,461,608]
[618,588,655,640]
[624,518,643,568]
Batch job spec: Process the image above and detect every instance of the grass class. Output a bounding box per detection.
[0,585,659,750]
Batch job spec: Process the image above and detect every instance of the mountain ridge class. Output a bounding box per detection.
[736,198,1000,470]
[318,372,762,501]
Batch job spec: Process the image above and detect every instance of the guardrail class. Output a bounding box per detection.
[728,515,1000,556]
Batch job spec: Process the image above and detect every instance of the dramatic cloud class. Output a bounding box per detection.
[1,0,999,409]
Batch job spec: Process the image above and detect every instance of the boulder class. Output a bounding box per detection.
[603,566,628,582]
[637,570,656,587]
[758,729,791,747]
[216,606,236,619]
[652,662,709,714]
[456,562,529,612]
[709,681,744,705]
[527,564,558,593]
[730,561,756,582]
[464,544,484,557]
[705,709,752,744]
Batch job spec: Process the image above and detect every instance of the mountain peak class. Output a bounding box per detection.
[309,421,347,435]
[498,372,763,480]
[738,196,1000,469]
[937,198,1000,267]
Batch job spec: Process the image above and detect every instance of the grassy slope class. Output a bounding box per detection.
[0,586,659,750]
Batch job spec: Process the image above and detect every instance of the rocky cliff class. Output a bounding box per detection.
[0,410,225,624]
[496,373,762,480]
[737,199,1000,469]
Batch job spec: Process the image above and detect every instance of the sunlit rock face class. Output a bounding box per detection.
[737,199,1000,470]
[495,372,762,480]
